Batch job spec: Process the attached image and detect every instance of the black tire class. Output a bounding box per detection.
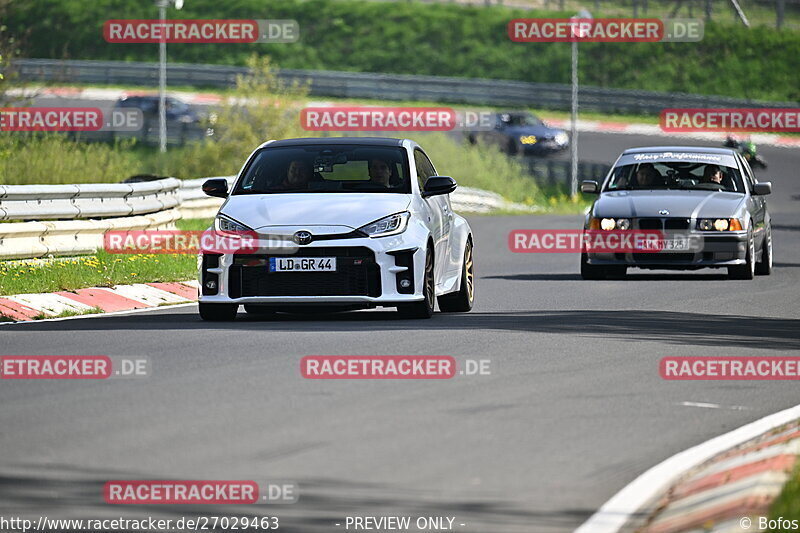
[728,235,755,280]
[199,303,238,321]
[397,247,435,319]
[580,252,607,280]
[243,304,277,316]
[438,239,474,312]
[755,227,773,276]
[606,265,628,278]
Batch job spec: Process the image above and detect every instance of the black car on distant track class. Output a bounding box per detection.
[466,111,569,156]
[113,94,214,145]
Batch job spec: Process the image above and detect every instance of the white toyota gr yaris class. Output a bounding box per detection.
[198,137,474,320]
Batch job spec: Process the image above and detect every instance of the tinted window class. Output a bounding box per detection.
[234,145,411,194]
[414,149,436,191]
[606,162,745,193]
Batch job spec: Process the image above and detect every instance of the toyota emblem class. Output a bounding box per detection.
[659,209,670,216]
[293,231,313,245]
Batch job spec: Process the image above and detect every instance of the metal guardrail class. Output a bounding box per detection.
[0,178,181,221]
[13,59,799,114]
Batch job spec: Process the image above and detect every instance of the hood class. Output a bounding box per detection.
[504,124,564,138]
[593,190,746,219]
[220,193,412,231]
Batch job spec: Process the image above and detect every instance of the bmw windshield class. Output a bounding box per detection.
[234,145,411,194]
[605,161,746,193]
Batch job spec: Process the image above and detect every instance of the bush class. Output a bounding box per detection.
[6,0,800,101]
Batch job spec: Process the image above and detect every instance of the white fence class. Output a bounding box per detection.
[0,177,525,260]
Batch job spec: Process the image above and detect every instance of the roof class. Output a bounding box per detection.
[622,146,737,155]
[267,137,406,148]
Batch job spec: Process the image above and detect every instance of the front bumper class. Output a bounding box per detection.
[521,140,568,155]
[585,232,749,269]
[198,232,427,306]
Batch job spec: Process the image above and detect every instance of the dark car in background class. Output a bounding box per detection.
[113,95,214,145]
[467,111,569,156]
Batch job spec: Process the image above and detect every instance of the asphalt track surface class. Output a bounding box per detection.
[1,131,799,532]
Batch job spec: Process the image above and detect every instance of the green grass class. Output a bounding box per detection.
[0,134,144,185]
[0,59,591,214]
[0,218,210,297]
[33,307,104,320]
[766,455,800,530]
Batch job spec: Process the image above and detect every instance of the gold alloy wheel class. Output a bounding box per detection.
[425,250,435,310]
[465,242,474,303]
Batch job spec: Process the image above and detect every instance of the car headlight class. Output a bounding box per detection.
[358,212,410,238]
[520,135,537,145]
[697,218,743,231]
[595,217,630,231]
[214,214,253,236]
[555,132,569,145]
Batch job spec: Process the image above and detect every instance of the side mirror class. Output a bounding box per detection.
[202,178,229,198]
[580,180,599,194]
[423,176,457,198]
[752,182,772,196]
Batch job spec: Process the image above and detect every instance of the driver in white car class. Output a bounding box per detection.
[368,158,392,187]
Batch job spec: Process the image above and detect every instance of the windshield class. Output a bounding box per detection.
[501,113,543,127]
[233,145,411,194]
[605,161,746,193]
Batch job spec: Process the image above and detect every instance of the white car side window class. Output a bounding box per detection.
[414,149,435,192]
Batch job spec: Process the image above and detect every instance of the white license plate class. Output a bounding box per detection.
[269,257,337,272]
[638,239,690,251]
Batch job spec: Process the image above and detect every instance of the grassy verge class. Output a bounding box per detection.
[0,218,209,297]
[0,58,591,213]
[766,459,800,529]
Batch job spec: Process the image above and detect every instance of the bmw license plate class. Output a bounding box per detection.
[659,238,690,251]
[269,257,336,272]
[637,238,690,251]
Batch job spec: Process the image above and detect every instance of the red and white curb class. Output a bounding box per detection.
[640,424,800,533]
[14,87,800,149]
[0,281,199,322]
[576,405,800,533]
[8,86,223,107]
[546,118,800,149]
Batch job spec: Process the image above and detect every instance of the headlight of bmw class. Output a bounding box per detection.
[590,217,631,230]
[697,218,743,231]
[214,214,254,236]
[554,132,569,145]
[358,212,411,238]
